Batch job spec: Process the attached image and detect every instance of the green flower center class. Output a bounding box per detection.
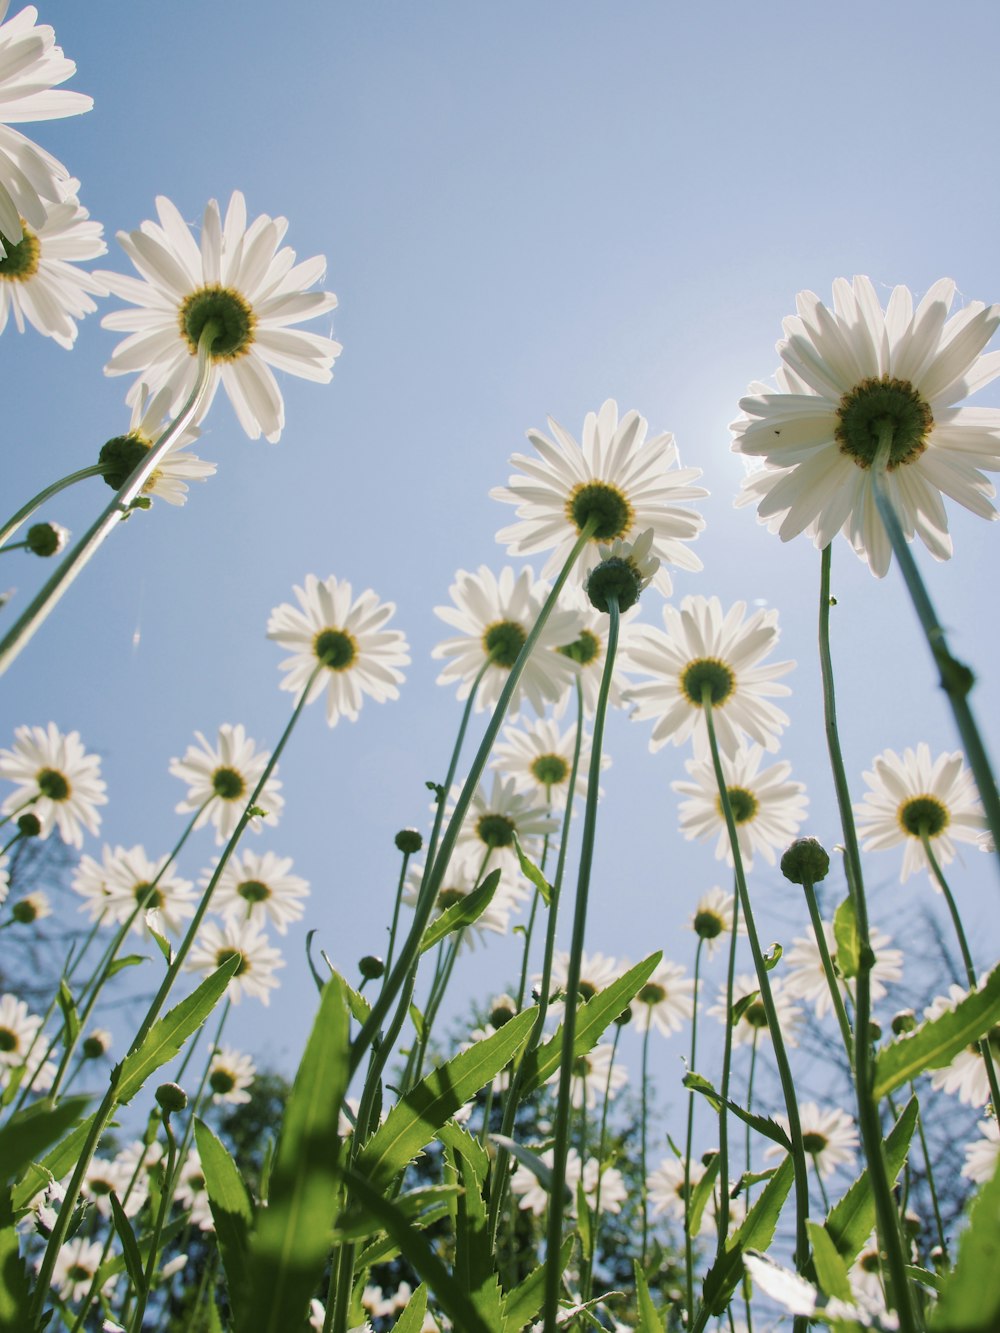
[693,910,724,940]
[238,879,271,904]
[835,376,933,470]
[437,886,466,909]
[88,1177,113,1196]
[586,556,644,614]
[566,481,634,541]
[578,980,597,1002]
[898,795,949,838]
[212,767,246,801]
[98,433,151,491]
[531,753,569,787]
[0,1028,17,1053]
[314,628,357,671]
[66,1263,92,1283]
[558,629,601,666]
[179,284,256,359]
[802,1131,829,1155]
[476,813,516,848]
[639,983,667,1005]
[744,1000,769,1028]
[720,786,758,824]
[209,1069,236,1094]
[681,658,735,708]
[37,768,70,801]
[187,1172,205,1191]
[572,1055,592,1077]
[490,1003,515,1027]
[216,946,248,977]
[482,620,527,669]
[860,1251,882,1274]
[133,881,164,910]
[0,227,40,282]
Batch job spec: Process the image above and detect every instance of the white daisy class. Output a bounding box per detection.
[209,848,309,935]
[925,981,998,1107]
[854,743,984,883]
[631,959,696,1037]
[0,722,106,847]
[207,1044,256,1105]
[432,564,583,717]
[267,574,409,727]
[10,888,49,922]
[511,1148,625,1216]
[73,843,195,935]
[48,1237,115,1304]
[403,855,517,952]
[707,972,803,1048]
[784,919,902,1018]
[550,595,639,719]
[673,743,808,870]
[731,276,1000,577]
[646,1156,746,1237]
[0,2,92,256]
[186,917,284,1006]
[688,886,744,960]
[81,1155,143,1219]
[765,1102,859,1178]
[543,949,626,1008]
[99,191,341,443]
[623,596,794,758]
[490,715,607,810]
[175,1149,214,1230]
[169,723,284,845]
[0,991,41,1066]
[98,382,214,506]
[584,527,661,612]
[492,398,707,597]
[451,773,558,890]
[848,1233,887,1306]
[961,1118,1000,1183]
[544,1041,628,1109]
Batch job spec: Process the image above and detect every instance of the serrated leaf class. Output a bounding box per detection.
[807,1220,852,1301]
[109,1190,145,1294]
[512,833,551,907]
[0,1191,32,1329]
[682,1071,791,1149]
[356,1201,454,1269]
[931,1152,1000,1331]
[635,1259,665,1332]
[907,1264,944,1295]
[335,1184,461,1242]
[240,977,351,1333]
[419,869,501,954]
[730,1167,777,1196]
[499,1234,575,1333]
[874,965,1000,1099]
[824,1097,917,1264]
[834,896,860,980]
[688,1151,720,1237]
[195,1118,253,1326]
[57,979,80,1046]
[106,954,146,979]
[701,1155,795,1315]
[0,1096,89,1188]
[392,1284,428,1332]
[445,1124,502,1324]
[148,926,172,965]
[11,1112,97,1211]
[320,956,371,1024]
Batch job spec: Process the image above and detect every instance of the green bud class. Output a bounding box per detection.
[17,812,41,837]
[394,828,423,854]
[26,522,68,557]
[358,954,384,980]
[155,1082,188,1114]
[780,837,831,886]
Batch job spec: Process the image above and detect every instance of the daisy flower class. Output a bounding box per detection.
[187,917,284,1006]
[0,722,106,847]
[0,992,41,1066]
[492,398,707,597]
[176,1149,214,1230]
[623,596,794,758]
[543,949,626,1008]
[961,1118,1000,1183]
[403,855,517,952]
[207,1044,256,1105]
[673,743,808,870]
[731,276,1000,577]
[73,843,195,935]
[48,1237,115,1304]
[854,743,984,883]
[511,1148,625,1216]
[169,723,284,845]
[10,888,48,922]
[82,1155,142,1218]
[432,565,583,717]
[0,1,92,257]
[584,527,661,613]
[491,715,607,810]
[708,973,803,1048]
[924,981,998,1107]
[99,191,341,442]
[631,958,696,1037]
[551,595,639,719]
[689,886,744,960]
[209,848,309,934]
[98,382,214,506]
[267,574,409,727]
[451,773,558,889]
[765,1102,859,1178]
[784,919,902,1018]
[646,1156,746,1236]
[544,1041,628,1109]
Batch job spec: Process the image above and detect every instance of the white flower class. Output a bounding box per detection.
[854,743,984,883]
[169,723,284,845]
[732,276,1000,577]
[491,715,607,810]
[99,191,341,442]
[545,1041,628,1109]
[492,398,707,597]
[0,722,106,847]
[673,743,808,870]
[689,886,744,960]
[646,1156,746,1236]
[49,1237,114,1304]
[433,564,583,717]
[0,991,41,1066]
[544,949,626,1009]
[961,1118,1000,1183]
[765,1101,859,1178]
[267,574,409,727]
[550,595,640,719]
[176,1149,213,1230]
[208,1044,256,1105]
[186,917,284,1005]
[623,596,794,758]
[925,981,998,1107]
[209,848,309,935]
[451,773,558,889]
[73,843,195,935]
[708,972,803,1048]
[584,527,661,611]
[10,888,49,923]
[403,856,517,952]
[510,1148,625,1216]
[0,2,92,256]
[784,919,902,1018]
[82,1155,142,1218]
[631,959,696,1037]
[100,383,215,506]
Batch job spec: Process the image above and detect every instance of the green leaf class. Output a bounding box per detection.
[11,1112,98,1211]
[512,833,551,907]
[763,942,783,972]
[931,1153,1000,1331]
[520,954,661,1095]
[336,1184,460,1242]
[688,1151,720,1237]
[701,1155,795,1315]
[0,1096,89,1188]
[907,1264,944,1295]
[447,1125,503,1325]
[355,1008,535,1195]
[499,1234,575,1333]
[115,954,240,1105]
[490,1134,572,1206]
[635,1259,665,1332]
[57,979,81,1046]
[0,1191,32,1330]
[419,869,501,954]
[834,896,860,980]
[355,1201,454,1269]
[682,1072,791,1150]
[408,1003,425,1042]
[106,953,147,979]
[392,1284,428,1332]
[824,1096,917,1264]
[241,977,351,1333]
[873,964,1000,1099]
[730,990,760,1027]
[148,926,173,966]
[806,1220,852,1302]
[109,1190,146,1295]
[195,1118,254,1326]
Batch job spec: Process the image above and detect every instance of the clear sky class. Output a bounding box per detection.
[6,0,1000,1133]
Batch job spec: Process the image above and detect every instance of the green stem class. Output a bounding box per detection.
[715,874,741,1252]
[745,1032,758,1206]
[383,850,412,978]
[909,1081,947,1258]
[581,1020,622,1301]
[0,463,106,551]
[802,881,854,1062]
[542,595,619,1333]
[683,937,704,1320]
[129,1112,177,1333]
[639,1016,652,1268]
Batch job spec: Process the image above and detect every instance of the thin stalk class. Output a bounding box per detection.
[802,881,854,1062]
[683,937,704,1319]
[580,1020,623,1301]
[383,851,412,978]
[542,595,619,1333]
[128,1112,177,1333]
[639,1016,652,1267]
[745,1032,759,1205]
[715,875,741,1252]
[870,425,1000,879]
[0,327,218,677]
[0,463,105,550]
[910,1082,947,1257]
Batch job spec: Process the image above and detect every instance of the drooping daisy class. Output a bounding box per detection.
[402,855,517,952]
[584,527,661,613]
[731,276,1000,577]
[267,574,409,727]
[97,382,215,506]
[673,744,808,870]
[0,991,41,1067]
[209,848,309,935]
[784,919,902,1018]
[169,723,284,845]
[551,595,639,719]
[511,1148,625,1216]
[765,1102,859,1178]
[432,565,583,717]
[0,2,92,257]
[74,843,195,935]
[492,398,708,597]
[48,1237,115,1304]
[688,886,744,960]
[0,722,106,847]
[707,973,803,1048]
[490,715,607,810]
[186,917,284,1006]
[99,191,341,443]
[451,773,558,890]
[961,1118,1000,1183]
[623,596,794,758]
[545,1041,628,1109]
[631,959,696,1037]
[207,1044,256,1105]
[924,981,998,1107]
[854,743,984,883]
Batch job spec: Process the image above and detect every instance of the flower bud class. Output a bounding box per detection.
[891,1009,917,1035]
[26,522,69,558]
[82,1029,112,1060]
[394,828,423,854]
[780,837,830,886]
[99,433,149,490]
[155,1082,188,1114]
[17,812,41,837]
[11,891,50,923]
[489,994,518,1028]
[358,954,384,980]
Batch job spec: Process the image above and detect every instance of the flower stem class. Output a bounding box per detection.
[871,424,1000,882]
[128,1110,177,1333]
[640,1017,652,1267]
[0,327,218,677]
[0,464,106,551]
[909,1081,947,1258]
[542,594,619,1333]
[802,881,854,1062]
[683,937,704,1318]
[580,1019,622,1301]
[715,873,741,1253]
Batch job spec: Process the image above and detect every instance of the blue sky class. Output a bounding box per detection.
[6,0,1000,1135]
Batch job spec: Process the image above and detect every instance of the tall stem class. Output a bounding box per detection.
[0,464,106,551]
[715,876,741,1253]
[639,1017,652,1268]
[802,881,854,1062]
[683,937,704,1318]
[581,1020,622,1301]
